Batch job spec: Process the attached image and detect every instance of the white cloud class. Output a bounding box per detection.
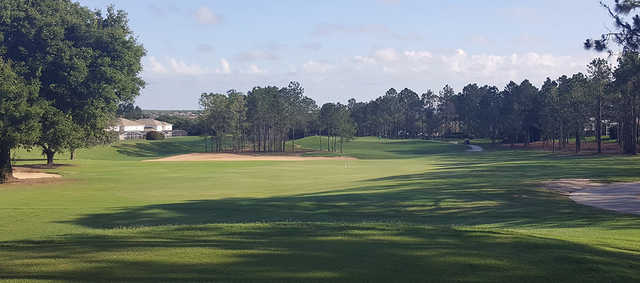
[441,49,468,72]
[353,55,377,64]
[146,57,234,76]
[353,49,433,67]
[403,50,433,60]
[147,57,209,75]
[216,58,231,74]
[168,58,209,75]
[194,7,221,25]
[246,64,265,74]
[375,48,399,62]
[303,60,334,73]
[142,48,609,110]
[148,56,168,74]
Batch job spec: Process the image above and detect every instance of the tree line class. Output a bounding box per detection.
[196,52,639,156]
[198,82,356,153]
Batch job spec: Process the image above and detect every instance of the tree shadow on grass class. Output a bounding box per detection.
[112,139,204,158]
[67,147,640,230]
[4,144,640,281]
[1,224,639,282]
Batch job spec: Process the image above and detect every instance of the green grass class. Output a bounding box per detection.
[295,136,467,159]
[1,136,639,282]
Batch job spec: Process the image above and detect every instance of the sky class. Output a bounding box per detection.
[76,0,617,110]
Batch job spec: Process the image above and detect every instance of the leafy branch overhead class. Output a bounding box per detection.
[585,0,640,52]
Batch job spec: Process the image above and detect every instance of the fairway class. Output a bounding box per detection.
[0,136,639,282]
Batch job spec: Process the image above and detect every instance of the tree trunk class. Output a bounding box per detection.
[622,94,638,155]
[327,131,330,152]
[45,150,55,167]
[292,128,295,153]
[560,125,564,149]
[623,118,636,154]
[70,149,76,160]
[575,128,581,153]
[596,96,602,154]
[0,144,14,184]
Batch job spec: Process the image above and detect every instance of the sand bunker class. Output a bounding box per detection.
[12,167,62,180]
[145,153,357,162]
[544,179,640,215]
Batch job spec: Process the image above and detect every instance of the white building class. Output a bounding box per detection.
[109,118,145,132]
[108,118,173,140]
[137,119,173,132]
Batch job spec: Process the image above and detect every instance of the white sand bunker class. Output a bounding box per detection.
[544,179,640,215]
[12,168,62,180]
[145,153,357,162]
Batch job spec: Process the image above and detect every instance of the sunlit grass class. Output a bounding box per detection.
[1,136,639,282]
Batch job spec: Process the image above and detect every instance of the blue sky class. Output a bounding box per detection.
[77,0,615,110]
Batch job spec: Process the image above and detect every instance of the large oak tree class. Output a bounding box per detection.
[0,0,145,172]
[0,59,42,183]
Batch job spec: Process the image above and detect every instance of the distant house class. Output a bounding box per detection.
[108,118,173,140]
[109,118,145,132]
[137,119,173,132]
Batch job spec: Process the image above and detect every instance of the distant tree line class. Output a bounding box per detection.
[353,54,640,154]
[195,52,639,156]
[197,82,355,153]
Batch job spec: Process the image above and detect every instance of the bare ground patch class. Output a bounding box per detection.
[0,166,65,187]
[12,166,62,180]
[544,179,640,215]
[144,152,357,162]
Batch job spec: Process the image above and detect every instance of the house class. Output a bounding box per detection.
[137,119,173,132]
[108,118,173,140]
[109,118,145,132]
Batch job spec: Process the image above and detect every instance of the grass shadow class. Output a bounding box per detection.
[1,224,639,282]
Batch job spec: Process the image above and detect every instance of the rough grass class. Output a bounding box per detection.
[1,136,639,282]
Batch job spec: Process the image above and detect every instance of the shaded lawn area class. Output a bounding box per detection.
[1,224,638,282]
[1,137,639,282]
[13,136,207,162]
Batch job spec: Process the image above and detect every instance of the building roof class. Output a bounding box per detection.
[136,119,172,127]
[116,118,144,127]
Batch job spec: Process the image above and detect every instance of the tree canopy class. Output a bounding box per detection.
[0,59,42,182]
[0,0,145,182]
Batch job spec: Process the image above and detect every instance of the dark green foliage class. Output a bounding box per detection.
[319,102,355,153]
[145,131,165,140]
[0,0,146,166]
[117,103,145,120]
[200,82,319,153]
[0,59,42,182]
[38,106,81,166]
[612,52,640,154]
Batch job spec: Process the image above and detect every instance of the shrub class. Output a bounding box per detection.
[146,131,165,140]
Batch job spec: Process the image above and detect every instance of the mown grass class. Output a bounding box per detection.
[1,136,639,282]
